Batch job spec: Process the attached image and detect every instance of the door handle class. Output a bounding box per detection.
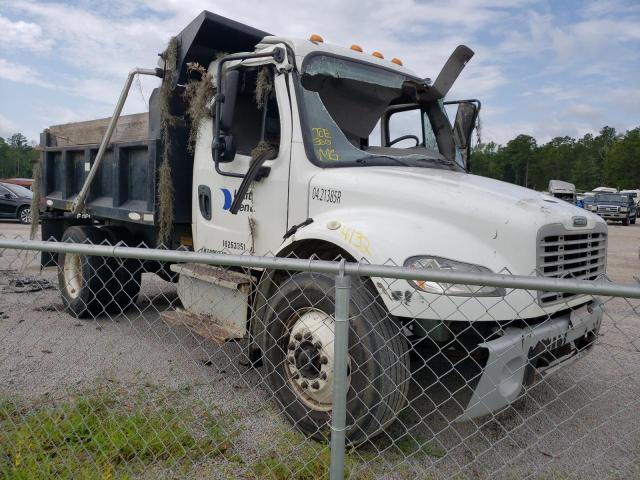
[198,185,212,220]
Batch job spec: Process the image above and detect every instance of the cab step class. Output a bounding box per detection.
[165,263,256,342]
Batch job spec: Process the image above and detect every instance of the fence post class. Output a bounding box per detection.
[330,265,351,480]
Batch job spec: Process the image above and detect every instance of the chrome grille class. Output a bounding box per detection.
[537,225,607,305]
[597,205,619,213]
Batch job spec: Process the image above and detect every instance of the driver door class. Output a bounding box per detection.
[192,65,291,255]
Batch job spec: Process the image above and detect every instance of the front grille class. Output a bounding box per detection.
[597,205,619,213]
[537,225,607,305]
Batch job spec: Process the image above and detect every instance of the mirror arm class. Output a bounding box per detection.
[212,49,284,179]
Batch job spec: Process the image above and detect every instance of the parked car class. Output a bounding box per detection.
[0,182,32,224]
[1,178,33,189]
[619,189,640,207]
[587,192,637,225]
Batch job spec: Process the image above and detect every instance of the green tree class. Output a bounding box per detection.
[0,133,38,179]
[604,128,640,189]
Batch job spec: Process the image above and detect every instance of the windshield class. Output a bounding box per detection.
[298,54,462,169]
[596,193,629,203]
[3,183,32,197]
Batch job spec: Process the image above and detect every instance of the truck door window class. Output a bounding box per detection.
[387,108,439,150]
[228,66,280,156]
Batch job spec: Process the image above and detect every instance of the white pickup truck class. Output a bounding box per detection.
[40,11,606,444]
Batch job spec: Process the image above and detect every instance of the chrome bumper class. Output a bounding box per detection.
[459,301,603,420]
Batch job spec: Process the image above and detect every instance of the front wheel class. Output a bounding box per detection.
[262,272,410,445]
[17,206,31,224]
[623,216,630,226]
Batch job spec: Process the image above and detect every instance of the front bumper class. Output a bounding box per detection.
[459,300,603,420]
[598,212,627,220]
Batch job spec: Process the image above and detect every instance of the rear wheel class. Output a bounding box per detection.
[58,226,117,318]
[58,226,141,318]
[632,213,637,225]
[262,272,410,445]
[17,206,31,224]
[100,226,142,314]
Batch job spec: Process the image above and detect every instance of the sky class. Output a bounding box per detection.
[0,0,638,145]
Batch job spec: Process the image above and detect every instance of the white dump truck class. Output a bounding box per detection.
[39,11,606,443]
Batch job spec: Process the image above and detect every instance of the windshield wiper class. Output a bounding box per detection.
[412,156,460,169]
[356,155,411,167]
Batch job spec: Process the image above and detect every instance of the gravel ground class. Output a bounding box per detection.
[0,221,639,479]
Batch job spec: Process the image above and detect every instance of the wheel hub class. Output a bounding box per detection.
[295,342,321,379]
[286,308,347,411]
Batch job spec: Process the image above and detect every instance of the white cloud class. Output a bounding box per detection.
[0,113,19,138]
[0,58,53,88]
[0,15,53,51]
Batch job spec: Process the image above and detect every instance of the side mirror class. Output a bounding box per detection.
[452,101,478,151]
[219,70,239,132]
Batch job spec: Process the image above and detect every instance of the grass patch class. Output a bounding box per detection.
[392,435,446,458]
[0,390,234,479]
[248,430,375,480]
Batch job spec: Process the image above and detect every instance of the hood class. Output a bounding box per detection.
[309,166,601,233]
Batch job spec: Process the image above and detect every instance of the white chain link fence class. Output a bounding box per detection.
[0,234,639,479]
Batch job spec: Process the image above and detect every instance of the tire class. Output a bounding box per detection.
[17,206,31,224]
[632,214,637,225]
[623,216,629,226]
[58,226,119,318]
[100,226,142,314]
[262,272,410,445]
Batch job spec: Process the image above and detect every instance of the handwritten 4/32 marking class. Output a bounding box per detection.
[340,226,371,256]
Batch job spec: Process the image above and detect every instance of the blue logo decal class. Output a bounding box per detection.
[220,188,233,210]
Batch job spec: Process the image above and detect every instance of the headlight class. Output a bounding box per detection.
[621,207,628,213]
[404,256,506,297]
[587,205,596,211]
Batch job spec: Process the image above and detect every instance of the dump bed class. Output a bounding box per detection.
[40,101,192,226]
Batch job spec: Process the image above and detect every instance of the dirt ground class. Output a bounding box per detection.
[0,220,639,479]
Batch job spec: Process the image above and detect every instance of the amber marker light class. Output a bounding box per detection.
[372,51,384,59]
[391,57,403,66]
[309,34,324,43]
[350,44,363,52]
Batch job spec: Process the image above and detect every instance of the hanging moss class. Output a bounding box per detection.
[254,66,273,110]
[29,158,42,240]
[157,37,178,247]
[250,141,276,162]
[184,62,215,154]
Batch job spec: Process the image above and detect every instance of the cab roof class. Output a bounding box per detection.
[259,35,422,79]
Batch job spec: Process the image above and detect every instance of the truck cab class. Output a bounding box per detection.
[43,11,606,444]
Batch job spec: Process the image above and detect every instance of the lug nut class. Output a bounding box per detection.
[320,356,328,365]
[288,342,296,350]
[294,332,302,341]
[320,371,327,380]
[314,341,322,349]
[311,381,320,389]
[303,331,312,339]
[292,372,299,380]
[301,380,308,388]
[287,355,295,364]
